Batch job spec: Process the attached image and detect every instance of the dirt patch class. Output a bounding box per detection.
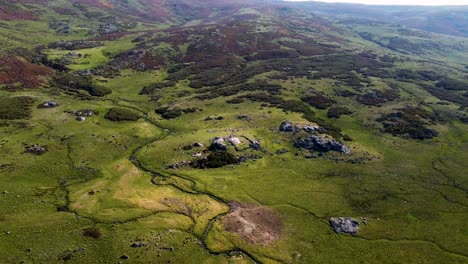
[223,202,282,245]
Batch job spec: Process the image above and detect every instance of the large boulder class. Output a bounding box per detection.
[294,135,350,154]
[279,121,294,132]
[227,136,241,146]
[209,137,227,151]
[329,217,359,235]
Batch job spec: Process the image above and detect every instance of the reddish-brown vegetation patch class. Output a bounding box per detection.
[223,202,282,245]
[0,6,38,21]
[0,56,52,89]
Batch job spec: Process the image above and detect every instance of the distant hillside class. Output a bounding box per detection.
[290,1,468,37]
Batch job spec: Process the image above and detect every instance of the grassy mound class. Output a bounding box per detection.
[104,108,142,122]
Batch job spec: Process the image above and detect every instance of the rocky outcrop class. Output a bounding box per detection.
[279,121,294,132]
[303,124,326,133]
[294,135,350,154]
[329,217,359,235]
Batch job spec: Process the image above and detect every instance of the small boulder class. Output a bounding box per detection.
[193,142,204,148]
[329,217,359,235]
[130,242,147,248]
[76,116,86,122]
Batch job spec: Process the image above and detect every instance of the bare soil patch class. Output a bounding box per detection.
[223,202,282,245]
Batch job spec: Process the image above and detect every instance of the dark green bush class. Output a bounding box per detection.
[193,151,238,169]
[82,227,101,239]
[88,85,112,97]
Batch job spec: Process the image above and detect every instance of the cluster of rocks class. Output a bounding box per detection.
[204,116,224,121]
[279,121,326,134]
[25,144,47,155]
[209,136,261,151]
[294,135,350,154]
[65,109,97,122]
[49,21,71,34]
[329,217,360,235]
[98,23,120,34]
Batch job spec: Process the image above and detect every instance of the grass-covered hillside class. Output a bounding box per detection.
[0,0,467,263]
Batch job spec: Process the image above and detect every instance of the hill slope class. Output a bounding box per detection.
[0,1,467,263]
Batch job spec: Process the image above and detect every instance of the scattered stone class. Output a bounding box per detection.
[329,217,359,235]
[76,116,86,122]
[209,137,227,151]
[276,148,288,155]
[294,136,350,154]
[238,115,251,121]
[160,247,174,251]
[5,231,11,235]
[205,116,224,121]
[73,247,86,253]
[130,242,147,248]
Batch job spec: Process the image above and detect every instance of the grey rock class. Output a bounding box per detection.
[209,137,227,151]
[329,217,359,235]
[279,121,294,132]
[227,136,241,146]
